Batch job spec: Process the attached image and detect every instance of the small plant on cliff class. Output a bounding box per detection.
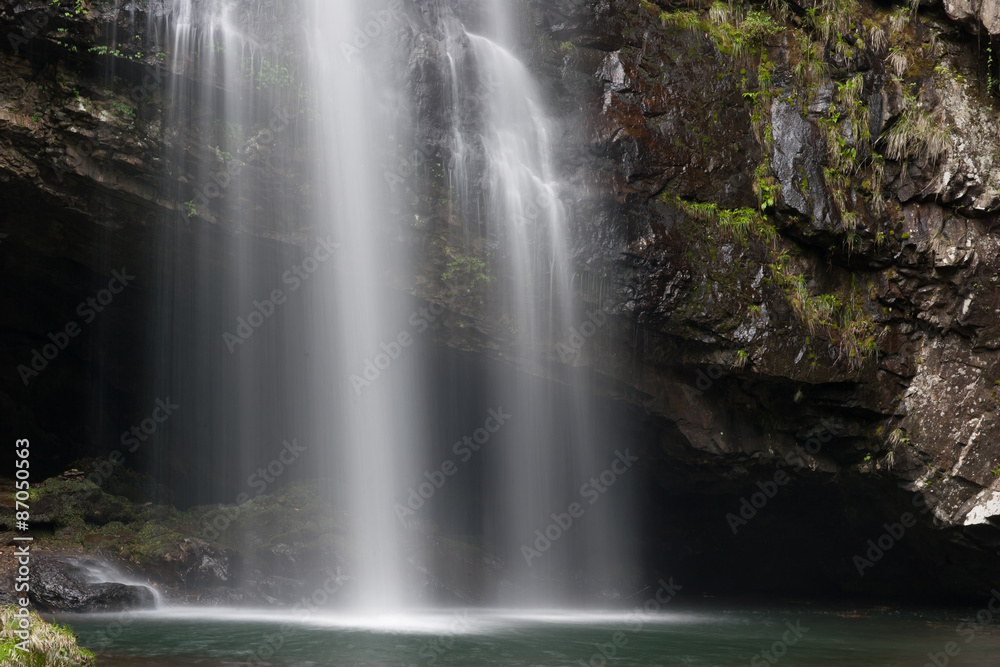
[882,89,950,166]
[89,45,144,62]
[793,33,827,89]
[865,20,887,53]
[770,255,879,369]
[53,0,88,18]
[674,198,778,247]
[661,4,780,60]
[753,163,779,213]
[442,253,494,290]
[887,428,907,448]
[806,0,861,44]
[887,46,908,77]
[112,101,137,120]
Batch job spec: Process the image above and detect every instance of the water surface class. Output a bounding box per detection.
[55,606,1000,665]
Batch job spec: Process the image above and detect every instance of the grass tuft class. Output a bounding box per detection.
[0,606,95,666]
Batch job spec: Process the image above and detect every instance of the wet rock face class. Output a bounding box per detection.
[139,537,242,590]
[587,29,758,208]
[29,558,156,613]
[942,0,1000,36]
[519,0,1000,596]
[770,99,833,230]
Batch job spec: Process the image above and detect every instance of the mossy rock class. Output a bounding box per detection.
[121,523,187,568]
[31,478,136,528]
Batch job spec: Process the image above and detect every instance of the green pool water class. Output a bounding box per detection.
[54,606,1000,666]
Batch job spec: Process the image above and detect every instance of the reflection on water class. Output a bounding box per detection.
[54,606,1000,666]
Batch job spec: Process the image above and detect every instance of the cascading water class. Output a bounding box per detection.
[430,2,635,603]
[74,559,165,607]
[148,0,317,584]
[144,0,631,612]
[304,0,421,610]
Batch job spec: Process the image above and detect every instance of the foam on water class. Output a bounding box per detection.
[63,606,708,634]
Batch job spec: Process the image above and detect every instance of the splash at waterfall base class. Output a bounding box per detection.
[8,471,538,607]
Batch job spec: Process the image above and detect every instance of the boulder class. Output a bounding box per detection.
[29,558,156,613]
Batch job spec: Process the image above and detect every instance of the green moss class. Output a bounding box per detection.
[660,5,781,59]
[674,197,778,247]
[442,250,495,290]
[121,523,186,567]
[111,101,137,120]
[31,477,138,529]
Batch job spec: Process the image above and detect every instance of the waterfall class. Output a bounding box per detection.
[304,0,420,610]
[431,3,634,603]
[143,0,632,611]
[74,559,165,608]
